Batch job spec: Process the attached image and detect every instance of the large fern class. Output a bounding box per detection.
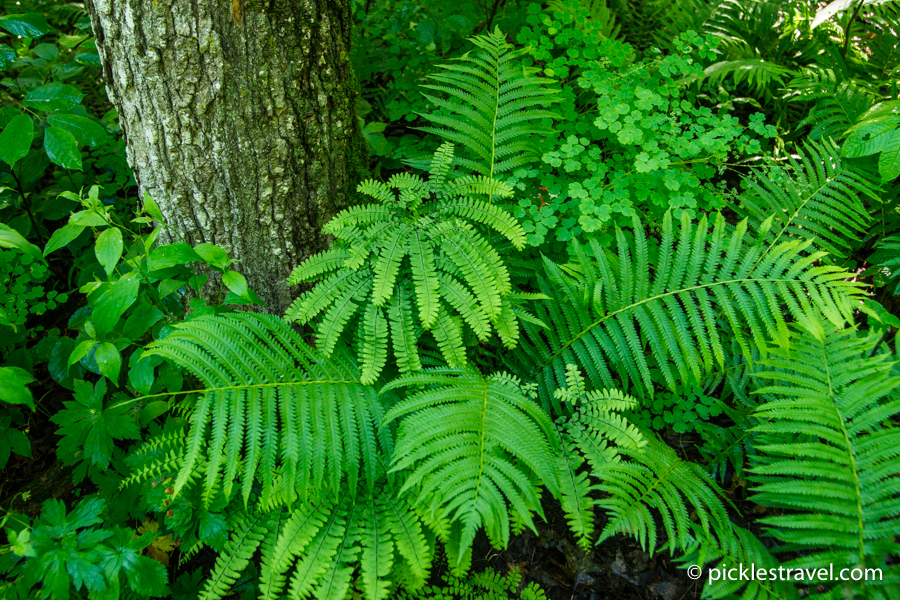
[140,313,393,506]
[507,210,865,409]
[381,370,559,563]
[412,28,561,181]
[286,144,529,383]
[749,324,900,597]
[737,139,878,259]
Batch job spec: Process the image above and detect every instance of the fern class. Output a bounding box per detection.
[552,364,645,549]
[381,370,559,563]
[702,59,794,96]
[287,143,529,382]
[595,435,735,556]
[141,313,393,506]
[677,525,800,600]
[788,69,875,140]
[508,210,865,409]
[737,139,877,260]
[749,324,900,597]
[413,28,560,181]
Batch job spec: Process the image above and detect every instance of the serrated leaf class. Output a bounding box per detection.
[50,379,140,468]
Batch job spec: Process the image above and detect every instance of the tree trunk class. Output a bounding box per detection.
[84,0,367,314]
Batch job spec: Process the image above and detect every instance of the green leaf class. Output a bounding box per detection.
[44,126,82,170]
[0,13,51,37]
[8,528,35,557]
[142,191,165,222]
[878,130,900,183]
[95,228,124,276]
[92,272,142,337]
[122,303,165,340]
[50,379,140,468]
[24,82,84,112]
[0,366,36,409]
[222,271,248,297]
[48,113,108,147]
[33,43,59,60]
[0,222,43,261]
[69,339,98,368]
[0,114,34,167]
[95,342,122,384]
[149,242,201,271]
[194,243,230,269]
[70,210,109,227]
[842,122,899,158]
[0,44,15,69]
[74,50,101,67]
[44,223,85,256]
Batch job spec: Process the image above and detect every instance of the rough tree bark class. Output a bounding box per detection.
[84,0,367,314]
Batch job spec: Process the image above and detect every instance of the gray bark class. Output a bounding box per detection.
[84,0,367,314]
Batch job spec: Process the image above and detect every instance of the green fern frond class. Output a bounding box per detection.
[415,28,560,182]
[552,364,645,549]
[252,485,431,600]
[509,211,864,408]
[677,525,800,600]
[788,69,875,140]
[702,59,793,96]
[596,436,734,556]
[749,324,900,596]
[287,141,527,381]
[143,313,391,506]
[382,370,559,563]
[738,139,877,259]
[200,509,276,600]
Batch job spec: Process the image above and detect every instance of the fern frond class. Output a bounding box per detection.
[749,324,900,596]
[144,313,391,506]
[702,59,793,96]
[414,28,560,181]
[677,525,800,600]
[200,509,275,600]
[382,370,559,563]
[596,436,734,556]
[433,196,527,250]
[552,365,646,549]
[508,211,864,408]
[788,69,875,140]
[738,139,877,259]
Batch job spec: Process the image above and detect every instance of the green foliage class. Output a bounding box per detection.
[749,324,900,596]
[287,143,529,382]
[137,312,392,507]
[383,370,559,558]
[411,27,560,181]
[398,563,547,600]
[738,139,877,260]
[512,4,775,248]
[0,497,169,599]
[508,210,864,408]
